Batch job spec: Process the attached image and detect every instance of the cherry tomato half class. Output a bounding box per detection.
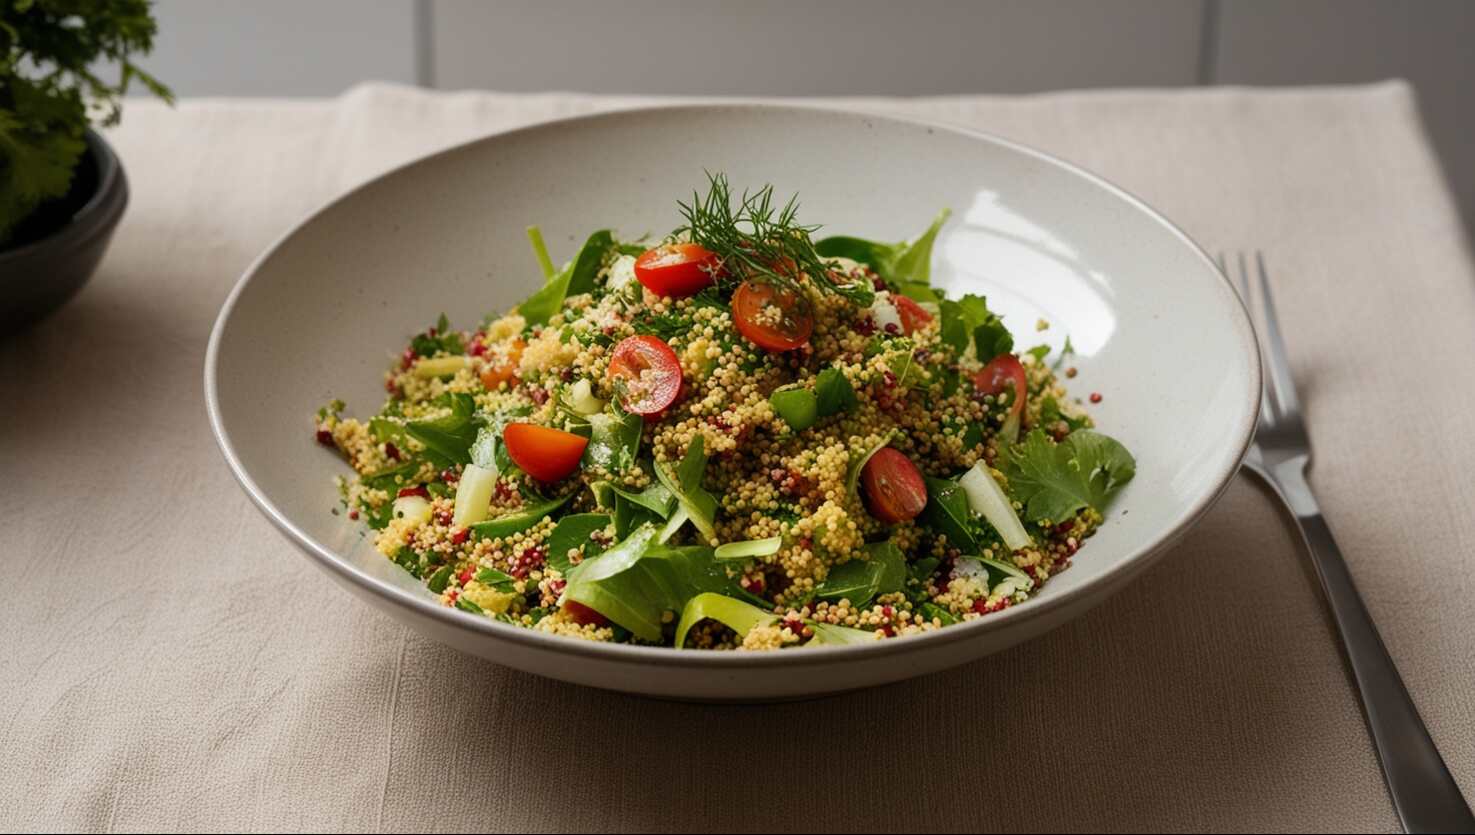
[973,353,1028,419]
[892,295,934,335]
[860,447,928,524]
[731,280,814,352]
[607,335,683,415]
[502,423,588,482]
[564,600,609,626]
[634,243,720,298]
[478,338,524,390]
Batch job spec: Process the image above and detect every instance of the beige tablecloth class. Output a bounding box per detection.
[4,82,1473,833]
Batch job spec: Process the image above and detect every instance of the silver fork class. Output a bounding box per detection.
[1223,252,1473,834]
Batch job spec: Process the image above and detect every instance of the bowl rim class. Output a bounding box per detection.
[205,101,1261,670]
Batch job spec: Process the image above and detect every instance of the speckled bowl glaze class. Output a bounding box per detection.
[206,104,1259,701]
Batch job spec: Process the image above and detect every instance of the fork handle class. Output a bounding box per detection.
[1271,466,1474,833]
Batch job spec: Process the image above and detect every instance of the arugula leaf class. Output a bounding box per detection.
[813,542,906,607]
[405,393,479,467]
[1026,344,1051,363]
[545,513,611,573]
[814,366,858,417]
[473,567,520,593]
[361,460,420,492]
[610,482,675,517]
[613,490,663,540]
[654,435,719,543]
[582,408,642,471]
[813,208,951,285]
[1000,429,1136,523]
[518,230,615,325]
[974,319,1014,364]
[565,526,733,641]
[938,294,987,352]
[890,208,951,285]
[937,293,1012,362]
[469,493,572,541]
[919,602,959,626]
[427,565,454,594]
[919,476,979,553]
[674,593,777,649]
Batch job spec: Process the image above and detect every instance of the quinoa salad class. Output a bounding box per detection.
[313,175,1135,650]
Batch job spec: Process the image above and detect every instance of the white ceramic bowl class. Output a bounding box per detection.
[206,104,1258,701]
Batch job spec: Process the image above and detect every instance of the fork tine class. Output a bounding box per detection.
[1254,252,1301,419]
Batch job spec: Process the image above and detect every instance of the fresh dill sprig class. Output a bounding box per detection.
[674,173,873,306]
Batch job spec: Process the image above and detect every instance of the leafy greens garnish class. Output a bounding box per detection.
[939,293,1012,362]
[675,172,873,306]
[815,207,951,289]
[519,229,615,325]
[405,393,479,467]
[1000,429,1136,523]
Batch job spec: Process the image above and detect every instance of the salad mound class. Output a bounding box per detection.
[314,175,1135,650]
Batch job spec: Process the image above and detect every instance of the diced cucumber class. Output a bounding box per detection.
[451,462,498,527]
[412,355,472,379]
[958,462,1032,551]
[567,379,605,415]
[769,388,818,431]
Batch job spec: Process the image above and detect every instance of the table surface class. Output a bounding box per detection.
[3,82,1473,833]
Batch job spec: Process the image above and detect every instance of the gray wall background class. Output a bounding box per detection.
[134,0,1475,232]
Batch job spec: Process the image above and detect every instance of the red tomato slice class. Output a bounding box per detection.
[502,423,588,482]
[607,335,683,415]
[564,600,609,626]
[860,447,928,524]
[731,280,814,352]
[892,295,934,335]
[634,243,720,298]
[973,353,1028,419]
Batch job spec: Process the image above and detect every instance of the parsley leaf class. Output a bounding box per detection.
[939,293,1012,361]
[1000,429,1136,523]
[405,393,480,467]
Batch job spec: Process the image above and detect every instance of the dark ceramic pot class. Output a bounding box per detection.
[0,130,129,331]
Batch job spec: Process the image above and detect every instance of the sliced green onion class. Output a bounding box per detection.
[806,622,879,646]
[674,593,777,650]
[713,536,783,561]
[958,461,1032,551]
[526,225,556,279]
[412,355,472,379]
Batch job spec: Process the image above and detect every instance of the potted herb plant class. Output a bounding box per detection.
[0,0,171,330]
